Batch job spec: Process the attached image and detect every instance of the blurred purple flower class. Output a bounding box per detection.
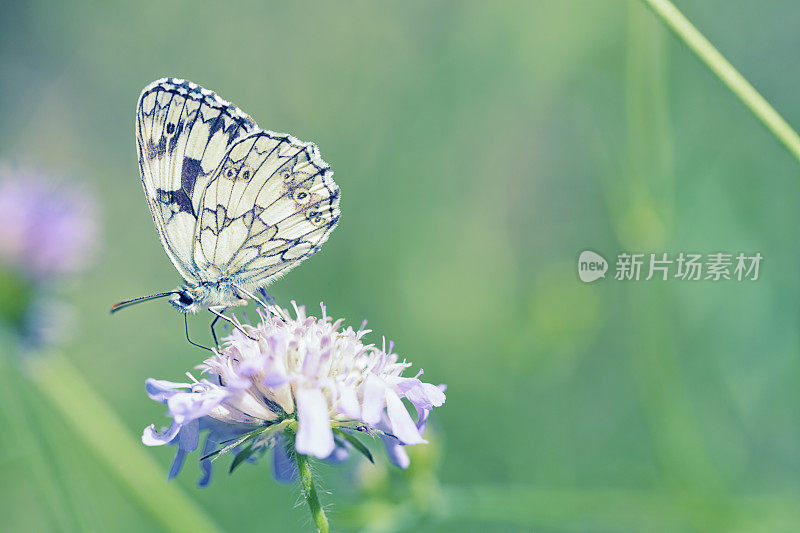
[0,167,97,279]
[0,166,97,350]
[143,302,446,486]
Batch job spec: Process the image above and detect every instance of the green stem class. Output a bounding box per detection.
[0,348,76,531]
[25,353,222,533]
[626,0,722,493]
[295,451,329,533]
[640,0,800,165]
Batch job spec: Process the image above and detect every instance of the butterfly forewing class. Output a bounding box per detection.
[135,78,257,282]
[193,131,340,286]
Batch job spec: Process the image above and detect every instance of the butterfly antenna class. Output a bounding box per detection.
[110,291,178,314]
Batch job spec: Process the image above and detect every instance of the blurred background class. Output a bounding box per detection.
[1,1,799,531]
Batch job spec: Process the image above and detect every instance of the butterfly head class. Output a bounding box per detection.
[112,283,234,315]
[168,283,238,313]
[170,286,204,313]
[112,286,206,314]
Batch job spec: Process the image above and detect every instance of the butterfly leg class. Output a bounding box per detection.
[231,284,288,321]
[209,308,226,346]
[209,305,257,341]
[185,314,213,352]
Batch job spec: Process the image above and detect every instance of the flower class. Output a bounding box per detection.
[143,301,446,486]
[0,166,97,279]
[0,166,97,350]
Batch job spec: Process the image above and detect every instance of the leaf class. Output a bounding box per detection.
[201,433,252,462]
[229,443,255,474]
[333,428,374,464]
[200,449,220,462]
[200,419,292,462]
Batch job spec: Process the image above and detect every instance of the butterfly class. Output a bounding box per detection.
[112,78,340,343]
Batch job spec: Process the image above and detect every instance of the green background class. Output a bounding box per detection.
[1,1,799,531]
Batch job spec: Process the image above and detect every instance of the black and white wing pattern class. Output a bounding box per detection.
[136,78,340,289]
[136,78,257,282]
[193,131,340,286]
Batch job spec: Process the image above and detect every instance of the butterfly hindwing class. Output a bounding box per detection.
[193,131,340,285]
[136,78,256,282]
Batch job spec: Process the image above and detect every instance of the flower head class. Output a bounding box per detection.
[143,302,446,486]
[0,166,97,279]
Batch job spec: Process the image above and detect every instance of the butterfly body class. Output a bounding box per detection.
[123,77,340,317]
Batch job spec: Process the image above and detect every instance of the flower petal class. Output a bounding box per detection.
[381,433,410,469]
[415,405,431,434]
[361,374,386,425]
[385,389,426,445]
[142,422,180,447]
[336,386,361,419]
[397,379,446,410]
[414,385,446,434]
[272,436,296,483]
[167,387,226,424]
[294,388,335,458]
[178,419,200,453]
[324,442,350,464]
[236,352,267,378]
[168,448,187,480]
[263,371,287,388]
[198,432,219,487]
[145,378,189,403]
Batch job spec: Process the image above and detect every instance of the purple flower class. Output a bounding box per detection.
[0,166,97,350]
[143,302,446,486]
[0,167,97,279]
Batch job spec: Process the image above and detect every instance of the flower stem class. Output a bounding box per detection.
[295,452,329,533]
[640,0,800,165]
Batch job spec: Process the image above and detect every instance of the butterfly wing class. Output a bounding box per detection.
[135,78,257,282]
[192,131,340,286]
